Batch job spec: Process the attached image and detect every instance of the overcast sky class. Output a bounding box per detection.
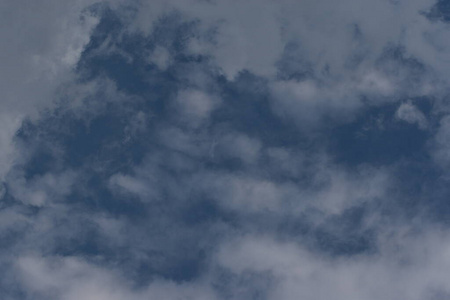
[3,0,450,299]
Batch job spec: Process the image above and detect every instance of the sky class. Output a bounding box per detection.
[3,0,450,299]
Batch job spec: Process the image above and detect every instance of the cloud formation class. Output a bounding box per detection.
[3,0,450,299]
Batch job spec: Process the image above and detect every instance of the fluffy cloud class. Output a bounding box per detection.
[395,101,428,129]
[3,0,450,299]
[16,255,218,300]
[0,0,100,179]
[175,89,220,127]
[216,229,450,300]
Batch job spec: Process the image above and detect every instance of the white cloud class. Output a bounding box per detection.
[130,0,441,82]
[269,79,360,128]
[132,0,284,79]
[109,173,158,200]
[158,126,208,157]
[16,255,218,300]
[307,164,390,215]
[395,101,428,129]
[216,229,450,300]
[193,156,389,216]
[126,0,450,129]
[216,132,262,164]
[17,256,132,300]
[7,170,77,207]
[5,1,450,300]
[0,0,100,179]
[0,0,100,113]
[175,89,220,127]
[201,172,298,212]
[147,46,172,70]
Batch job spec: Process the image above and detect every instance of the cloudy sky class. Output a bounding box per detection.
[3,0,450,299]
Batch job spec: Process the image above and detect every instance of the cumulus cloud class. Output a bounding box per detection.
[216,229,450,300]
[7,170,77,207]
[395,101,429,129]
[0,0,100,179]
[147,46,172,71]
[16,255,218,300]
[3,0,450,299]
[175,89,220,127]
[214,132,262,164]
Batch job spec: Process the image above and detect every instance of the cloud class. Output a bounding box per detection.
[16,255,218,300]
[4,0,450,299]
[216,229,450,300]
[125,0,450,131]
[431,115,450,168]
[147,46,172,71]
[175,89,220,127]
[109,173,155,199]
[0,0,100,179]
[395,101,429,129]
[7,170,77,207]
[214,132,262,164]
